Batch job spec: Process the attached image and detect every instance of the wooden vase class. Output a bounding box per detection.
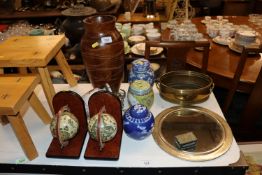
[81,15,124,93]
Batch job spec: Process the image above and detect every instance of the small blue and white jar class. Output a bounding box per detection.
[128,58,154,86]
[123,104,154,140]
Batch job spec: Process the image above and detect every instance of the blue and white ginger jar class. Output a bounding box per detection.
[123,104,154,140]
[128,58,154,86]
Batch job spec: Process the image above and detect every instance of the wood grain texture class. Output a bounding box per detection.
[0,75,51,160]
[37,67,56,114]
[84,91,123,160]
[7,113,38,161]
[161,16,262,92]
[144,40,210,73]
[0,35,66,67]
[0,35,77,113]
[117,13,167,23]
[29,92,52,124]
[54,50,77,87]
[0,75,39,115]
[46,91,88,159]
[222,46,262,114]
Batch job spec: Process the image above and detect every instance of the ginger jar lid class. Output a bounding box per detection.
[128,104,149,119]
[129,80,151,95]
[132,58,150,72]
[61,5,97,16]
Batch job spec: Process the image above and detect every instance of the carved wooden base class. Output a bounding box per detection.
[84,91,123,160]
[46,91,87,159]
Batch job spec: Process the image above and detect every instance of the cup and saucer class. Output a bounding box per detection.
[213,36,232,46]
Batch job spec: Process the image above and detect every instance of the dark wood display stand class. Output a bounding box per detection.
[84,91,123,160]
[46,91,88,159]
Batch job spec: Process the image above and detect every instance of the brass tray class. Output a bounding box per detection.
[152,106,233,161]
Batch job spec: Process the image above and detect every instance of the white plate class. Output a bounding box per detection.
[201,20,207,24]
[128,35,146,43]
[228,39,260,54]
[131,43,163,56]
[213,36,231,46]
[228,41,242,53]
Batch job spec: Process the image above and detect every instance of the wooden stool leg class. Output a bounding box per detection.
[29,92,52,124]
[0,115,9,125]
[7,114,38,161]
[28,67,37,73]
[37,67,55,114]
[18,68,28,74]
[0,68,3,74]
[55,50,77,87]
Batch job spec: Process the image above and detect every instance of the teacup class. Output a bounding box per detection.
[219,28,230,39]
[194,33,204,41]
[217,16,223,21]
[205,16,211,22]
[132,26,144,35]
[146,32,161,41]
[145,28,158,33]
[124,11,131,20]
[207,25,219,38]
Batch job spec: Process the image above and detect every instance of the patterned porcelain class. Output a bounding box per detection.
[127,80,154,109]
[128,58,155,86]
[123,104,154,140]
[50,106,79,148]
[88,112,117,143]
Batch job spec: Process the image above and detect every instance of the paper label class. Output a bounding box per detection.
[101,36,112,44]
[141,160,150,167]
[15,157,27,164]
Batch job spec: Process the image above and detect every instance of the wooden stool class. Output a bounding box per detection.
[0,75,52,160]
[0,35,77,113]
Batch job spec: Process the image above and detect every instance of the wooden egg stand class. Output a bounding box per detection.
[84,91,123,160]
[46,91,88,159]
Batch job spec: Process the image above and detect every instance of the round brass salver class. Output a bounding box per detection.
[152,106,233,161]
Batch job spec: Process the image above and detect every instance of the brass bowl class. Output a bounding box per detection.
[156,70,214,104]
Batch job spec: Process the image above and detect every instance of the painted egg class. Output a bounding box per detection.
[50,111,79,147]
[88,113,117,142]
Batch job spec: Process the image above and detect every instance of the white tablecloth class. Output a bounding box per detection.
[0,83,240,168]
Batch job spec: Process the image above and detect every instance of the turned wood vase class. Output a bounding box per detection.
[81,15,124,93]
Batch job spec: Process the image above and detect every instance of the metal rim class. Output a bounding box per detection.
[159,70,213,93]
[152,106,233,161]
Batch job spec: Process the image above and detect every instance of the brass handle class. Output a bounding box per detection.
[210,83,215,93]
[155,79,160,90]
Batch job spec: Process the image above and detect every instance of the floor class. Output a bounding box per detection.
[213,86,262,142]
[213,87,249,126]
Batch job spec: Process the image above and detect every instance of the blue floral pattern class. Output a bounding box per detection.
[123,104,154,140]
[128,58,155,86]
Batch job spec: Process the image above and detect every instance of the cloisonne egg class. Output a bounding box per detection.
[50,107,79,148]
[88,112,117,143]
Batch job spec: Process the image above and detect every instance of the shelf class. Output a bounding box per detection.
[0,10,62,20]
[117,13,168,23]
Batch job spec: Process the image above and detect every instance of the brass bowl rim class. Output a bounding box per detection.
[158,70,213,92]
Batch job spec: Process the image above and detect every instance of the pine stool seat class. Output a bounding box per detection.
[0,75,52,160]
[0,35,77,113]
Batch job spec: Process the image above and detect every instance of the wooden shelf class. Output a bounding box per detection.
[0,10,62,20]
[117,13,168,23]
